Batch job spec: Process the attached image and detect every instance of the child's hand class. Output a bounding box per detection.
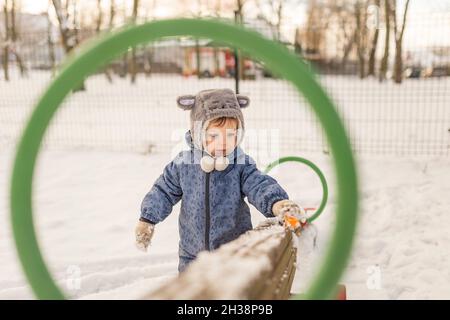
[135,219,155,252]
[272,200,307,235]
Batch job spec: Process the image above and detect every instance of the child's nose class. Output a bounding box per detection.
[215,139,228,151]
[217,140,226,149]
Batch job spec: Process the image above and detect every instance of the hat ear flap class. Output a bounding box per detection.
[236,95,250,108]
[177,95,196,110]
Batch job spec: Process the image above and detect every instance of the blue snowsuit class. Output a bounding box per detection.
[140,130,289,272]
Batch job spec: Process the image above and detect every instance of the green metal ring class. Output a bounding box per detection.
[10,18,358,300]
[264,156,328,223]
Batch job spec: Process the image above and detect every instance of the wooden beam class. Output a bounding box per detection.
[143,223,297,300]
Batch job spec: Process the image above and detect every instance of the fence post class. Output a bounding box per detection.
[234,10,241,94]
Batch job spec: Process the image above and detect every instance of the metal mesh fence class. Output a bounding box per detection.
[1,13,449,157]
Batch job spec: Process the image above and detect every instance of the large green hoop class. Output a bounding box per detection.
[10,18,358,300]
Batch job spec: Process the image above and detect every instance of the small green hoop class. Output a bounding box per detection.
[264,156,328,223]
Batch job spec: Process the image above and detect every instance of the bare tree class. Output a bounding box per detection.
[303,0,329,57]
[94,0,113,83]
[293,27,303,55]
[392,0,410,83]
[46,0,56,75]
[255,0,284,41]
[234,0,246,81]
[9,0,26,76]
[379,0,391,82]
[141,0,156,77]
[129,0,140,83]
[354,0,369,78]
[95,0,103,33]
[52,0,85,90]
[301,0,382,78]
[120,0,128,77]
[212,0,222,77]
[235,0,244,13]
[341,28,357,68]
[52,0,76,53]
[2,0,26,80]
[109,0,116,29]
[2,0,10,81]
[367,0,380,76]
[327,0,358,68]
[193,0,204,78]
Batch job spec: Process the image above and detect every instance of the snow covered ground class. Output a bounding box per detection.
[0,147,449,299]
[1,71,449,299]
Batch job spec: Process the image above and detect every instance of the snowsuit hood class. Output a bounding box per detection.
[176,88,249,151]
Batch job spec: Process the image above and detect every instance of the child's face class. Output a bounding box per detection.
[204,119,238,157]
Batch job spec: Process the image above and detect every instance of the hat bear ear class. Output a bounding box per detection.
[177,95,196,110]
[236,94,250,108]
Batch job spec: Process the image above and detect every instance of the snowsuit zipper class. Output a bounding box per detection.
[205,172,211,251]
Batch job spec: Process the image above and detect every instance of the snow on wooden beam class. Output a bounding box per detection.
[143,222,297,300]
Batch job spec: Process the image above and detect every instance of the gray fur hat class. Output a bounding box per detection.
[177,88,250,151]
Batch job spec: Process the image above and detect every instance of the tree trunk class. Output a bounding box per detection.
[46,7,56,76]
[236,0,244,81]
[143,46,152,77]
[379,0,391,82]
[10,0,26,76]
[96,0,102,33]
[142,0,154,77]
[109,0,115,28]
[367,0,380,77]
[213,47,220,77]
[393,39,402,83]
[52,0,85,90]
[130,0,139,84]
[367,28,379,76]
[341,29,357,69]
[294,28,302,56]
[3,0,10,81]
[355,1,366,79]
[213,0,221,77]
[52,0,75,53]
[96,0,113,83]
[392,0,410,84]
[195,38,201,78]
[71,0,84,91]
[275,1,283,42]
